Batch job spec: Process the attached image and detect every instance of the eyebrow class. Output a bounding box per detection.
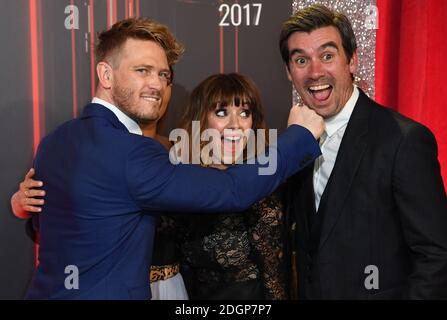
[289,41,339,58]
[133,64,151,69]
[320,41,339,51]
[133,64,171,73]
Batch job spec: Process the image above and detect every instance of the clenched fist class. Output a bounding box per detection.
[287,105,325,140]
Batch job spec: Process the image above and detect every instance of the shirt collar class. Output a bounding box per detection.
[91,97,142,136]
[324,85,359,138]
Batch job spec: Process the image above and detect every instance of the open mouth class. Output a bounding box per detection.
[308,84,333,102]
[222,136,242,142]
[221,135,244,156]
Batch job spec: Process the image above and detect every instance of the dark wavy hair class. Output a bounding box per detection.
[279,4,357,69]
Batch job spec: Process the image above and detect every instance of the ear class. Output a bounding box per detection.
[349,50,358,75]
[96,62,113,89]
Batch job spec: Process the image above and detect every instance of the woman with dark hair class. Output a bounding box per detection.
[173,73,288,300]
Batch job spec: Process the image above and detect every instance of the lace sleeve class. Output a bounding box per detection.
[248,192,288,300]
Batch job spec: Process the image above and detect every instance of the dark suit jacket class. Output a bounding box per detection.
[25,103,320,299]
[285,89,447,299]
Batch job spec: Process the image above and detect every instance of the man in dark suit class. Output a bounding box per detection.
[23,18,324,299]
[280,5,447,299]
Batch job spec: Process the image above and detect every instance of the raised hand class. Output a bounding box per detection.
[287,104,325,140]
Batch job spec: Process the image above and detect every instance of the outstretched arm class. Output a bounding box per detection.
[127,124,321,213]
[127,105,323,214]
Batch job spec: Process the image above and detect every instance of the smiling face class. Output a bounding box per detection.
[110,38,172,124]
[206,99,253,164]
[286,26,357,119]
[179,73,267,166]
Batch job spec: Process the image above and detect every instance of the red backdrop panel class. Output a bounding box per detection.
[375,0,447,188]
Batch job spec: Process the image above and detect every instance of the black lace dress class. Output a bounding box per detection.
[175,193,288,300]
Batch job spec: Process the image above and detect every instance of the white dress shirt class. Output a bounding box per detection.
[313,86,359,211]
[92,97,142,136]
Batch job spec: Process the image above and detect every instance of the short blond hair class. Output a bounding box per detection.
[95,17,184,67]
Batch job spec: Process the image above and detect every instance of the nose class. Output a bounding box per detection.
[227,111,241,130]
[147,71,163,91]
[308,59,324,80]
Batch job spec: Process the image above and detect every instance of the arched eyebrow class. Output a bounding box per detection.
[289,48,305,58]
[289,41,339,58]
[319,41,339,52]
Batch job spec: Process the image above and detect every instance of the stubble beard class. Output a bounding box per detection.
[111,83,161,124]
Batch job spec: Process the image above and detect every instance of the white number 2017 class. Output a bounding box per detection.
[219,3,262,27]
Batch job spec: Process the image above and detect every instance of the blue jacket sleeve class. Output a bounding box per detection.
[126,125,321,213]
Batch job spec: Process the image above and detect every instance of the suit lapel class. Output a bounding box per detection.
[316,90,372,250]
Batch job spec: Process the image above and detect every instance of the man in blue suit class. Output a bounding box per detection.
[24,18,324,299]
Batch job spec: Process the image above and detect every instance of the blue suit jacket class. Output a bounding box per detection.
[26,103,320,299]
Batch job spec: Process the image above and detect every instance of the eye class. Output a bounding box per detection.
[294,57,307,66]
[159,71,172,82]
[322,53,334,61]
[136,68,148,74]
[215,109,226,117]
[240,109,251,118]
